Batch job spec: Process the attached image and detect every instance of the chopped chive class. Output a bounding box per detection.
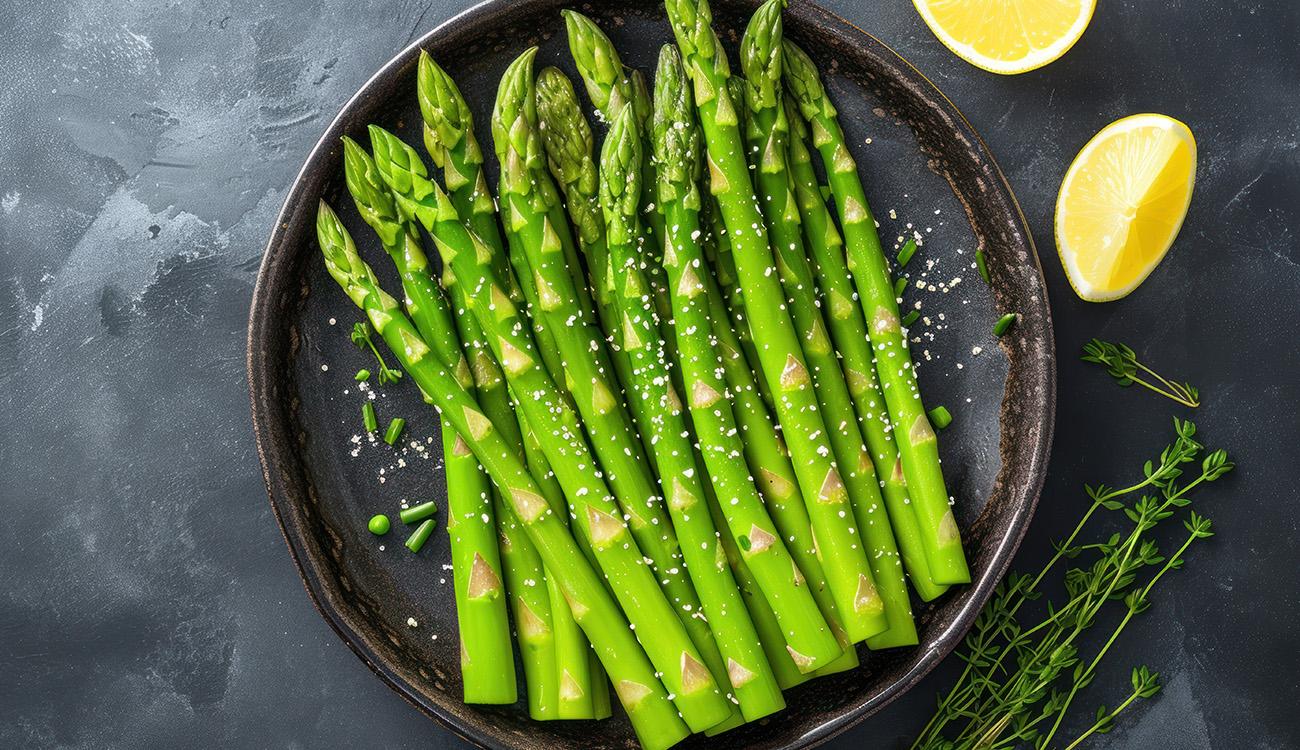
[897,239,918,267]
[993,313,1019,337]
[976,250,990,284]
[406,518,436,553]
[894,277,908,298]
[400,500,438,525]
[355,369,371,381]
[384,417,405,445]
[928,406,952,430]
[901,310,920,328]
[368,514,391,535]
[738,535,752,552]
[362,401,377,433]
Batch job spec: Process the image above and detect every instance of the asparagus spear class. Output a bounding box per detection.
[563,13,675,327]
[602,103,784,722]
[703,485,807,690]
[533,66,656,456]
[411,64,611,703]
[416,52,567,388]
[696,211,861,676]
[782,40,970,585]
[666,0,887,644]
[512,407,607,719]
[367,126,733,733]
[492,51,742,723]
[783,95,948,603]
[739,0,914,647]
[340,139,521,705]
[651,44,844,675]
[428,199,600,715]
[317,203,687,750]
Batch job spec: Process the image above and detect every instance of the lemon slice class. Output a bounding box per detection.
[912,0,1096,74]
[1055,114,1197,302]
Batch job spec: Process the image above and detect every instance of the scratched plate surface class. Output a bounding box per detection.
[247,1,1055,749]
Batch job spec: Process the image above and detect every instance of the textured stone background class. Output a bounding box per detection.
[1,0,1297,748]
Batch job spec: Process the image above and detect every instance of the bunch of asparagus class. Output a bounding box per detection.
[316,1,970,746]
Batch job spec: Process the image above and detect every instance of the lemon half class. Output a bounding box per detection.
[1055,114,1197,302]
[913,0,1096,75]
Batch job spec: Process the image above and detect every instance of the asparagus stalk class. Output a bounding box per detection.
[533,66,655,457]
[316,203,687,749]
[695,227,860,676]
[431,212,599,717]
[410,64,611,702]
[514,407,609,719]
[782,41,970,585]
[651,44,844,675]
[703,485,807,690]
[666,0,887,643]
[367,125,733,733]
[739,0,914,647]
[340,140,521,705]
[492,51,741,725]
[416,52,567,387]
[562,12,674,321]
[783,96,948,603]
[602,102,784,722]
[517,410,616,722]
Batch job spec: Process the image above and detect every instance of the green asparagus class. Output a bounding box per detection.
[341,139,520,704]
[651,43,845,674]
[666,0,887,644]
[740,0,914,647]
[317,202,688,749]
[783,95,948,603]
[783,40,970,585]
[367,121,733,732]
[603,102,784,722]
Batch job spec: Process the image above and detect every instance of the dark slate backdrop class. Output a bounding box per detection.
[2,0,1297,747]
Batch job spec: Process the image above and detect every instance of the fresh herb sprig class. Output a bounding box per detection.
[1082,339,1199,407]
[350,321,403,385]
[912,419,1232,750]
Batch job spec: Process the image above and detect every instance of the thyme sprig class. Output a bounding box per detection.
[1082,339,1200,407]
[350,321,403,385]
[913,419,1232,750]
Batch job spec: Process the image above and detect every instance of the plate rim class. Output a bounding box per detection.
[246,1,1057,748]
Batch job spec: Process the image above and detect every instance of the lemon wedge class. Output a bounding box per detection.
[1055,114,1197,302]
[912,0,1096,75]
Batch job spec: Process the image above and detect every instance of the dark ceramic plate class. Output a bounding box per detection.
[247,1,1055,748]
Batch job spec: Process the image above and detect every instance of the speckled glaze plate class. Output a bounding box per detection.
[247,1,1056,748]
